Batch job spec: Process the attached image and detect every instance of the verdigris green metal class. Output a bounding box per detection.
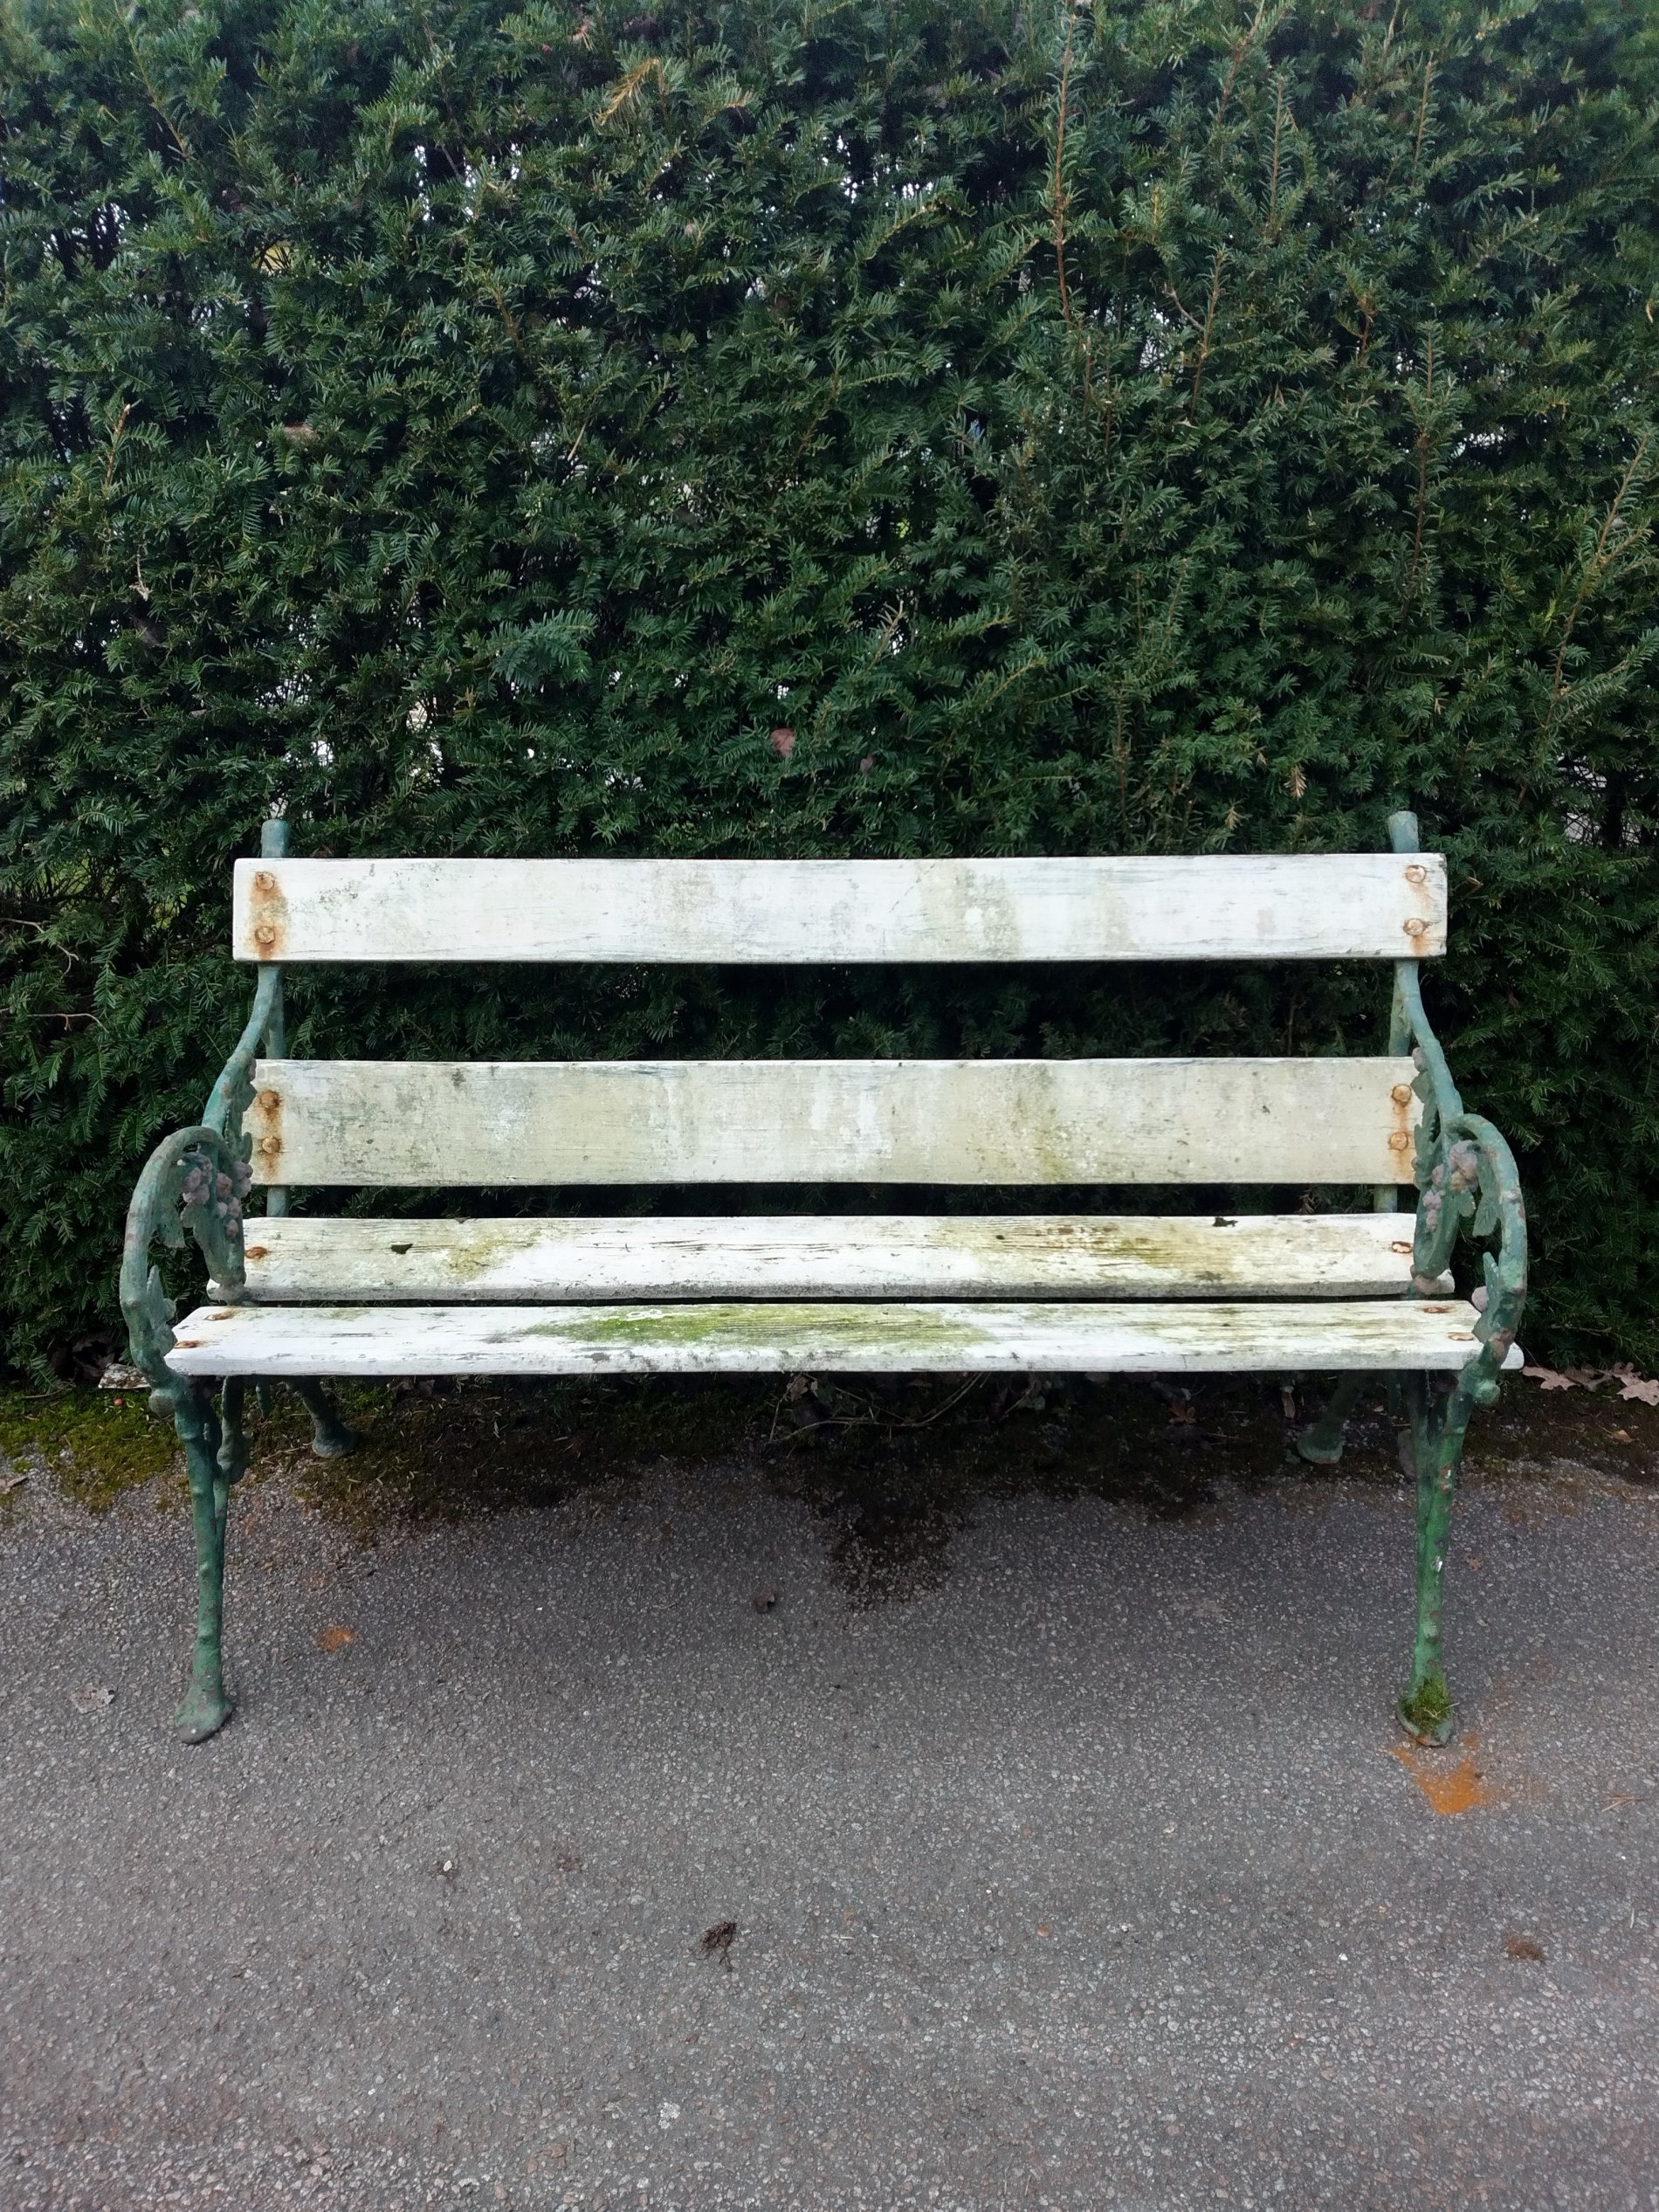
[1296,808,1528,1745]
[120,817,355,1742]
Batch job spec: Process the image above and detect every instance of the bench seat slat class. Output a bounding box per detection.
[235,1213,1443,1302]
[166,1299,1515,1377]
[248,1056,1421,1187]
[234,855,1447,965]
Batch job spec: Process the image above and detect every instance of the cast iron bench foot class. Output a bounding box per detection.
[176,1678,233,1744]
[293,1377,357,1457]
[1397,1678,1454,1747]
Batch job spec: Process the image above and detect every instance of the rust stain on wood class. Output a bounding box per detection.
[246,865,289,960]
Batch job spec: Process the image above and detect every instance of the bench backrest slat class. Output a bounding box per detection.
[247,1056,1420,1188]
[233,856,1446,965]
[239,1213,1442,1302]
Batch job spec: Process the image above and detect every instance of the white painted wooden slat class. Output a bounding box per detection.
[246,1057,1420,1188]
[165,1299,1518,1377]
[232,855,1448,964]
[236,1212,1442,1302]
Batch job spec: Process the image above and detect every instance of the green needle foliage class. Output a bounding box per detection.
[3,0,1656,1373]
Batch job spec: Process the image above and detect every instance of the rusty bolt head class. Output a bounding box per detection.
[1404,863,1427,884]
[254,923,278,946]
[253,869,276,891]
[258,1135,281,1156]
[1403,917,1428,938]
[258,1089,280,1112]
[1388,1131,1411,1152]
[1391,1083,1412,1105]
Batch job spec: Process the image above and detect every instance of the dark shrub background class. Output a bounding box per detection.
[2,0,1656,1373]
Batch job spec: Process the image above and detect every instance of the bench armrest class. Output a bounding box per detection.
[120,1125,251,1412]
[1413,1101,1527,1402]
[1384,927,1526,1408]
[1384,812,1526,1402]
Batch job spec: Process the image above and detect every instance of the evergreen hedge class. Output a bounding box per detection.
[3,0,1656,1375]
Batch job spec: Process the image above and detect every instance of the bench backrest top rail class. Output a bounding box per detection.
[246,1055,1422,1188]
[233,854,1446,965]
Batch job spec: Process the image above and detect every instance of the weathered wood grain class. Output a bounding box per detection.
[244,1056,1421,1187]
[166,1297,1515,1377]
[235,1211,1442,1302]
[233,854,1448,964]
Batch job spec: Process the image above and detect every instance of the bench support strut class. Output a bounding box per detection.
[291,1377,357,1457]
[1294,1372,1367,1466]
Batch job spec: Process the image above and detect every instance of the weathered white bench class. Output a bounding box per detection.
[122,813,1525,1747]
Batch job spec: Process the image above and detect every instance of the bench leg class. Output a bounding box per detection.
[291,1378,357,1457]
[173,1379,248,1743]
[170,1379,348,1740]
[1295,1371,1366,1465]
[1398,1373,1463,1745]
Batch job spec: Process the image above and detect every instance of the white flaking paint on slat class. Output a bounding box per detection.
[235,1212,1443,1302]
[233,855,1448,964]
[247,1057,1421,1187]
[166,1299,1518,1377]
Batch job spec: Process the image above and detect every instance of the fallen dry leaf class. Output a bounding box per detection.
[316,1624,355,1654]
[752,1590,777,1612]
[768,725,795,758]
[1504,1933,1545,1962]
[1610,1429,1635,1445]
[1524,1360,1659,1404]
[0,1471,28,1496]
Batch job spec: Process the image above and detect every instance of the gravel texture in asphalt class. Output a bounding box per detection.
[2,1391,1657,2210]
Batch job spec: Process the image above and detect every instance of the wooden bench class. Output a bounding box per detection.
[121,812,1526,1747]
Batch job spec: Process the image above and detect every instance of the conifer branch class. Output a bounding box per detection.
[1051,1,1088,333]
[1543,435,1653,741]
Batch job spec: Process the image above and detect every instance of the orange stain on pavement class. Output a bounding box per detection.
[1390,1737,1494,1815]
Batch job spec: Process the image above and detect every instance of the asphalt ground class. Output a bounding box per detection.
[2,1373,1657,2210]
